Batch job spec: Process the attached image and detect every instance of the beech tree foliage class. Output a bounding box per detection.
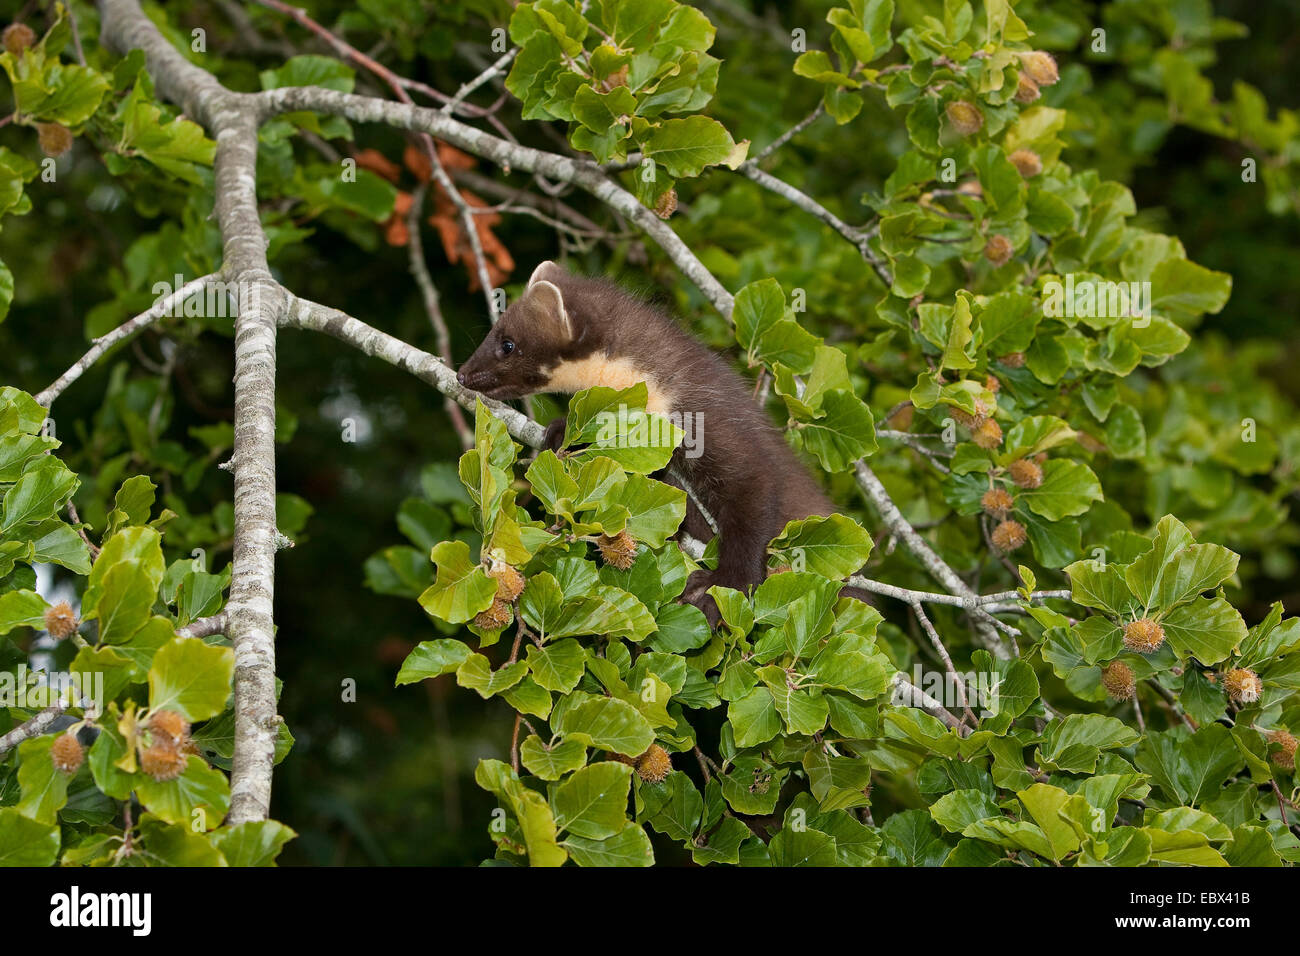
[0,0,1297,866]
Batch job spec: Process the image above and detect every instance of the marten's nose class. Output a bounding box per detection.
[456,370,467,387]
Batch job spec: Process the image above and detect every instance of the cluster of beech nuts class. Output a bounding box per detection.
[942,51,1058,268]
[473,560,527,631]
[50,708,195,782]
[138,709,194,782]
[3,24,74,158]
[1105,617,1266,710]
[958,395,1049,555]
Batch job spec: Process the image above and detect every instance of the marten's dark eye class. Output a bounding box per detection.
[500,339,516,356]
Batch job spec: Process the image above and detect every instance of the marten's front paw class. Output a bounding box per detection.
[681,570,722,630]
[542,417,568,452]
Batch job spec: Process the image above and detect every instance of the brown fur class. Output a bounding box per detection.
[457,262,835,625]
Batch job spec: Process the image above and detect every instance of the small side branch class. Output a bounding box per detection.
[890,673,968,737]
[36,274,219,407]
[0,701,67,757]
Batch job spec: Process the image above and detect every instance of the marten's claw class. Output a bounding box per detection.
[681,570,723,630]
[542,417,568,452]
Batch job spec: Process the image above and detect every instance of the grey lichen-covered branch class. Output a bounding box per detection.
[252,85,737,320]
[0,701,68,757]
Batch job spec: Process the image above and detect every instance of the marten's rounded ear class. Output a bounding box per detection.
[527,280,573,340]
[528,260,562,288]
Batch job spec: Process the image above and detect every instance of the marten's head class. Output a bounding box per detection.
[456,261,585,399]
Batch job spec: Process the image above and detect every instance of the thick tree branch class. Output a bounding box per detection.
[103,0,281,825]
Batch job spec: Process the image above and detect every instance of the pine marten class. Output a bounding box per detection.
[456,261,836,626]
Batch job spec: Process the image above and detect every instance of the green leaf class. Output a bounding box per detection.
[0,589,48,634]
[0,807,60,866]
[1037,714,1141,773]
[455,654,528,698]
[551,761,632,839]
[641,116,747,178]
[1018,459,1103,520]
[137,814,226,866]
[520,735,587,781]
[136,756,231,828]
[16,736,70,824]
[526,638,587,693]
[475,759,567,867]
[259,55,356,92]
[209,820,296,867]
[148,637,235,721]
[769,514,874,578]
[769,827,839,866]
[1150,259,1231,318]
[557,695,655,756]
[395,639,473,686]
[1161,597,1247,665]
[1135,725,1243,806]
[418,540,497,624]
[1,456,77,531]
[563,823,654,866]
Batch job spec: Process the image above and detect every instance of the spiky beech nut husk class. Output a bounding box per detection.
[998,351,1027,368]
[1267,729,1296,770]
[473,598,513,631]
[1223,667,1262,704]
[1014,72,1041,104]
[948,400,992,429]
[635,744,672,783]
[1009,149,1043,178]
[983,234,1015,268]
[1019,51,1060,87]
[51,733,84,775]
[597,530,637,570]
[991,519,1027,552]
[1008,458,1043,489]
[2,23,36,56]
[971,418,1003,449]
[945,100,984,136]
[37,122,73,158]
[148,708,191,744]
[488,562,525,602]
[140,742,187,782]
[654,188,678,219]
[984,374,1001,394]
[980,487,1015,519]
[1100,661,1136,701]
[44,601,78,640]
[947,405,981,429]
[1123,617,1165,653]
[955,179,983,198]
